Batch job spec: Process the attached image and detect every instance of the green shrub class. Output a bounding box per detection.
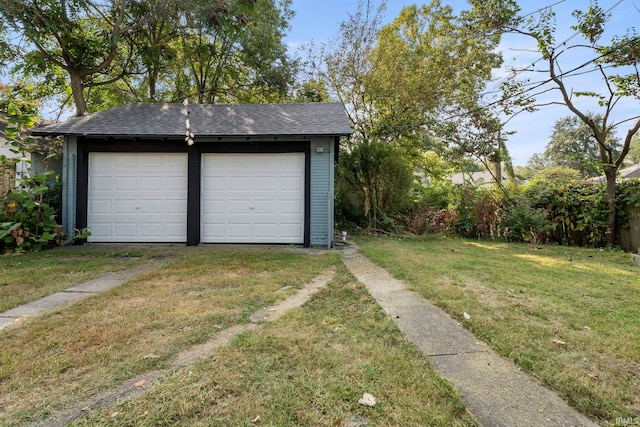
[448,186,503,239]
[1,171,63,252]
[525,179,609,247]
[1,107,68,252]
[501,196,550,243]
[336,140,414,231]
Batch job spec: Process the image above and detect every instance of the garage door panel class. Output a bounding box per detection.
[114,176,138,191]
[254,177,277,190]
[140,177,164,191]
[88,153,187,242]
[226,224,252,238]
[277,224,304,238]
[90,177,113,191]
[202,223,224,238]
[201,153,305,244]
[254,201,277,213]
[114,199,137,214]
[279,177,304,191]
[114,223,137,237]
[166,177,188,191]
[139,154,167,168]
[279,200,303,213]
[89,200,112,215]
[140,223,162,237]
[202,200,225,214]
[224,177,250,191]
[140,200,162,214]
[88,223,112,239]
[166,199,188,214]
[253,224,277,238]
[113,154,137,168]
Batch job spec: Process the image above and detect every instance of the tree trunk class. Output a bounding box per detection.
[604,167,617,246]
[69,72,88,116]
[148,71,157,102]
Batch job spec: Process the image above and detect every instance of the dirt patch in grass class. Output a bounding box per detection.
[72,267,476,426]
[358,235,640,422]
[0,250,338,426]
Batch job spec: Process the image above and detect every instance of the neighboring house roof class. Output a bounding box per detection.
[588,163,640,183]
[32,102,352,138]
[450,171,507,186]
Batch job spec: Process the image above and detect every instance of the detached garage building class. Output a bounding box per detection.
[33,102,351,247]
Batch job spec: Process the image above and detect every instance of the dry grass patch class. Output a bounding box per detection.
[0,250,338,426]
[357,235,640,423]
[0,248,156,312]
[73,267,476,427]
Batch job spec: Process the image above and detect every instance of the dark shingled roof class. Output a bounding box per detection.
[32,102,352,138]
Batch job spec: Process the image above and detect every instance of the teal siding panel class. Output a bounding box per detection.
[310,138,333,246]
[62,136,77,241]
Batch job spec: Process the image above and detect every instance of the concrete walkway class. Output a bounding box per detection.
[0,261,165,331]
[341,244,598,427]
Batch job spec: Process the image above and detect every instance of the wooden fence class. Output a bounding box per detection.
[1,164,16,197]
[619,206,640,253]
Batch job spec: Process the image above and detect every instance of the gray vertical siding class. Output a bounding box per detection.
[310,137,334,247]
[61,136,77,241]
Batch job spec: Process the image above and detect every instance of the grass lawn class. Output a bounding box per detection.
[357,235,640,423]
[0,248,155,312]
[0,248,475,426]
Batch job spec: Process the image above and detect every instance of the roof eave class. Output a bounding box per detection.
[30,131,353,138]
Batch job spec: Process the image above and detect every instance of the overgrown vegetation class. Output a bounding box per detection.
[0,108,78,253]
[338,161,640,250]
[357,236,640,422]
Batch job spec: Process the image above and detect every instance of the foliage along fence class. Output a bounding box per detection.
[619,206,640,253]
[389,178,640,251]
[0,164,15,196]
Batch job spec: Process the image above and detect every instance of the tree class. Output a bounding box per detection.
[503,1,640,245]
[0,0,133,116]
[520,153,551,179]
[543,114,620,177]
[309,0,386,145]
[336,140,414,230]
[179,0,295,105]
[1,0,297,116]
[293,80,329,103]
[313,0,516,170]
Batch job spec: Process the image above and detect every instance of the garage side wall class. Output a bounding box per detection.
[310,137,334,247]
[62,136,77,241]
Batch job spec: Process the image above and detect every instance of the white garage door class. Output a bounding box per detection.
[87,153,188,242]
[201,153,305,243]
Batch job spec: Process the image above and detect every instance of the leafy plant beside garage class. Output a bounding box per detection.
[1,171,64,252]
[0,108,87,252]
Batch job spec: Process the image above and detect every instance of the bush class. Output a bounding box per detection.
[525,179,609,246]
[404,205,458,235]
[501,196,550,243]
[448,186,503,239]
[1,171,63,252]
[336,140,414,231]
[404,177,622,248]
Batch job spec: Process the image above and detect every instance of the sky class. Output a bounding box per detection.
[283,0,640,166]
